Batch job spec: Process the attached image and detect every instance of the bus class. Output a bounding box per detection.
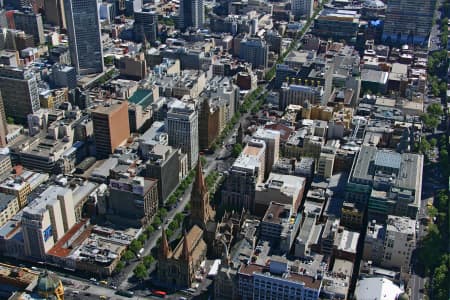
[152,290,167,298]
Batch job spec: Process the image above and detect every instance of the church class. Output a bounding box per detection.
[157,158,215,289]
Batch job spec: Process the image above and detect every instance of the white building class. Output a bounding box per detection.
[355,277,403,300]
[166,106,198,169]
[21,185,76,259]
[382,215,416,270]
[253,128,281,178]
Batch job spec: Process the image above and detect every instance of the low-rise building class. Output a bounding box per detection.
[238,258,322,300]
[254,172,306,216]
[0,192,19,227]
[260,202,302,254]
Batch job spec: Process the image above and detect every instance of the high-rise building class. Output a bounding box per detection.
[0,91,8,147]
[345,145,423,222]
[92,101,130,159]
[50,64,77,90]
[166,106,199,169]
[108,176,158,227]
[383,0,437,45]
[178,0,204,30]
[64,0,104,75]
[0,66,40,125]
[44,0,66,29]
[280,83,324,110]
[13,11,45,45]
[21,186,76,259]
[145,144,181,205]
[222,140,266,213]
[292,0,314,18]
[239,38,269,69]
[133,8,158,44]
[363,216,417,271]
[253,128,280,178]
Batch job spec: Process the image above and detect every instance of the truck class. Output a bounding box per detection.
[207,259,221,278]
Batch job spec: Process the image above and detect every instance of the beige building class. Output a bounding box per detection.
[119,53,147,80]
[0,192,19,227]
[253,128,280,178]
[21,185,76,259]
[382,215,416,271]
[0,177,32,209]
[317,152,335,178]
[255,173,306,216]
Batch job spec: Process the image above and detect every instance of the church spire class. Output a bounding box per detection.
[193,156,207,197]
[180,230,191,261]
[159,227,171,259]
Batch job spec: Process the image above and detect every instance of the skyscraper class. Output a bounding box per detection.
[166,106,199,169]
[291,0,314,19]
[133,8,158,44]
[64,0,104,75]
[178,0,204,30]
[383,0,437,45]
[92,101,130,159]
[44,0,66,30]
[239,37,269,69]
[0,66,40,125]
[13,11,45,45]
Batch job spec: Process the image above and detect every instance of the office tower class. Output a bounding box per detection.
[166,106,199,169]
[108,176,158,227]
[345,145,423,222]
[64,0,104,75]
[125,0,141,17]
[21,186,76,259]
[92,101,130,159]
[0,66,40,125]
[239,37,269,69]
[133,8,158,44]
[44,0,66,29]
[253,128,280,178]
[222,140,266,213]
[383,0,437,44]
[280,83,324,110]
[99,3,114,24]
[50,64,77,90]
[292,0,314,18]
[145,144,180,205]
[13,11,45,45]
[179,0,204,30]
[0,91,8,147]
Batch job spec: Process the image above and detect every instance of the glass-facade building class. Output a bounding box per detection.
[64,0,104,75]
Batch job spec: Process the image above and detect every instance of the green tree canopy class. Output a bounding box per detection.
[143,255,155,268]
[129,240,143,254]
[232,143,243,158]
[122,250,135,261]
[427,103,444,116]
[133,263,147,280]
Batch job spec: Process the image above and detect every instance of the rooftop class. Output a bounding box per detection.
[386,215,416,235]
[239,263,322,290]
